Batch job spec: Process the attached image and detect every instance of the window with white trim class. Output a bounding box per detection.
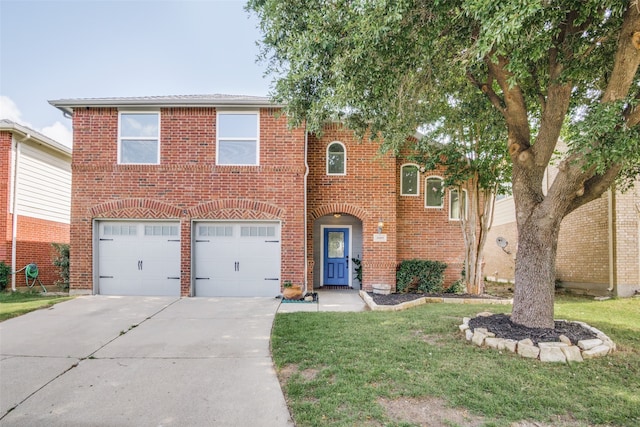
[425,176,444,208]
[217,112,259,165]
[449,188,467,220]
[327,141,346,175]
[118,112,160,164]
[400,164,419,196]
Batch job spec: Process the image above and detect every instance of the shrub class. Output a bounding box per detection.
[445,279,465,294]
[51,243,70,290]
[352,257,362,287]
[445,267,466,294]
[0,261,11,291]
[396,259,447,293]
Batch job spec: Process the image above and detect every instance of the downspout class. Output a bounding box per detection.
[303,123,309,294]
[607,187,616,294]
[10,134,27,291]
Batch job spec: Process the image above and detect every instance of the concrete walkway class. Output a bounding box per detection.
[277,288,368,313]
[0,296,293,426]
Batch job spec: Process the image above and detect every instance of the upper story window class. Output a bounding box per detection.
[327,141,346,175]
[400,164,419,196]
[217,111,259,165]
[449,188,468,220]
[425,176,444,208]
[118,112,160,164]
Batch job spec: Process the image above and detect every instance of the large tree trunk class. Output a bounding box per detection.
[511,208,562,328]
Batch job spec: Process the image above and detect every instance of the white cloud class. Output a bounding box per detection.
[0,95,72,148]
[0,95,32,127]
[41,122,73,147]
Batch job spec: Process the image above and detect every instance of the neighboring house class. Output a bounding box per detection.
[49,95,466,297]
[485,179,640,298]
[0,120,72,289]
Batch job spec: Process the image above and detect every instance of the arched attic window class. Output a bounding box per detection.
[327,141,346,175]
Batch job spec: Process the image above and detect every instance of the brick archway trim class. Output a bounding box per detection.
[189,199,284,219]
[309,204,369,221]
[91,199,182,218]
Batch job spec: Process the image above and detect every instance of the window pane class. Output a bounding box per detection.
[450,190,460,219]
[121,114,158,138]
[328,143,344,154]
[401,165,418,195]
[426,178,444,207]
[328,232,345,258]
[328,152,345,174]
[218,140,257,165]
[218,114,257,138]
[121,140,158,164]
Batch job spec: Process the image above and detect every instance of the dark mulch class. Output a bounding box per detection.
[368,292,597,345]
[469,313,597,345]
[368,292,503,306]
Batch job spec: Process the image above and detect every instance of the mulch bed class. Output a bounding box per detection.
[469,313,597,345]
[368,292,597,345]
[367,292,503,306]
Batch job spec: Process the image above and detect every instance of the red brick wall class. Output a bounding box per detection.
[11,214,69,287]
[395,163,466,287]
[70,107,306,295]
[307,125,398,291]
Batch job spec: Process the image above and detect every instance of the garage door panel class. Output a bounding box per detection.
[194,222,281,297]
[97,221,180,296]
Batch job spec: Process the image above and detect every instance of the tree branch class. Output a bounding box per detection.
[602,3,640,103]
[466,72,505,115]
[566,164,623,214]
[484,55,531,155]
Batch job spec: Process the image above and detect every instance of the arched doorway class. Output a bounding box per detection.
[312,214,363,289]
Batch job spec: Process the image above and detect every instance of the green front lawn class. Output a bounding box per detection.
[0,291,74,322]
[272,296,640,426]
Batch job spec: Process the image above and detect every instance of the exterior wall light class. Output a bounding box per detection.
[377,221,384,233]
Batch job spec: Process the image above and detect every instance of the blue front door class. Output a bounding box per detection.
[323,228,350,286]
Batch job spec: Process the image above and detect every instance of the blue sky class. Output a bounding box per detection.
[0,0,271,146]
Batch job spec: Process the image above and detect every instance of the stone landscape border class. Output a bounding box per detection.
[359,290,513,312]
[358,292,616,363]
[460,313,616,363]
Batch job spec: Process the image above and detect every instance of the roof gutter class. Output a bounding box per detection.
[303,123,309,295]
[10,134,27,292]
[49,98,284,117]
[0,120,71,157]
[607,187,617,294]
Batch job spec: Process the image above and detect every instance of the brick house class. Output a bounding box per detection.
[49,95,466,297]
[1,120,71,290]
[485,178,640,298]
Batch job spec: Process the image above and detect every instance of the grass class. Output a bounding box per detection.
[0,291,74,321]
[272,295,640,426]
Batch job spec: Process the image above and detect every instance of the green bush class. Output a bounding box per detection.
[396,259,447,293]
[445,279,465,294]
[51,243,70,290]
[0,261,11,291]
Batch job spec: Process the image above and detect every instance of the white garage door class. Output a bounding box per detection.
[97,221,181,296]
[194,221,281,297]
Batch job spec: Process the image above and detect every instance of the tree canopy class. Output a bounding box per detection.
[249,0,640,328]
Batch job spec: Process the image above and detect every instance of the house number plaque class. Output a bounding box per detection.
[373,233,387,242]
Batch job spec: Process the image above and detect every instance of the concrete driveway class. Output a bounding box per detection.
[0,296,293,426]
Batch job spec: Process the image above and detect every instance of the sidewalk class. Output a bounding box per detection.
[277,288,368,313]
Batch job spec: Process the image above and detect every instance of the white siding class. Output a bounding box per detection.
[14,141,71,224]
[492,197,516,226]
